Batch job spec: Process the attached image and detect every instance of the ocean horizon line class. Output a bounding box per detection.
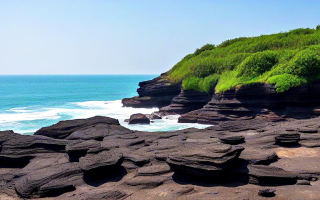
[0,74,159,76]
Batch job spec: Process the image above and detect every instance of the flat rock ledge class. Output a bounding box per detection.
[1,115,320,199]
[166,144,244,178]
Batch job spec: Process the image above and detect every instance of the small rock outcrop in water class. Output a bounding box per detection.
[128,113,150,124]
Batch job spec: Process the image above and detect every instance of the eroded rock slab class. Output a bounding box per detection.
[166,144,244,178]
[79,150,123,175]
[34,116,120,139]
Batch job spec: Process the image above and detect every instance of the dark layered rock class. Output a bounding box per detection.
[66,140,101,161]
[247,165,307,185]
[122,73,181,108]
[166,144,244,178]
[159,89,211,115]
[128,114,150,125]
[219,135,245,145]
[240,150,278,165]
[3,115,320,199]
[179,82,320,125]
[297,127,318,133]
[65,123,131,141]
[34,116,120,139]
[275,133,300,145]
[0,130,69,167]
[135,165,171,177]
[15,162,82,198]
[79,150,123,175]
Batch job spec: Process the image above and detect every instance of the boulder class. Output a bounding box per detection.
[34,116,120,139]
[128,114,150,125]
[247,165,303,185]
[149,113,162,120]
[166,144,244,178]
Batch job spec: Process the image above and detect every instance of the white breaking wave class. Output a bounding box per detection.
[0,100,211,134]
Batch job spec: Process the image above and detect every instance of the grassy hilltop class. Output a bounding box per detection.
[167,26,320,93]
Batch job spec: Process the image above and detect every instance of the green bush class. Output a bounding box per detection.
[237,51,278,77]
[317,25,320,31]
[194,44,215,56]
[182,74,220,93]
[202,74,220,93]
[287,48,320,77]
[267,74,307,92]
[182,77,202,91]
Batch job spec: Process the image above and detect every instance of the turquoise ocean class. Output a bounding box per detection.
[0,75,210,134]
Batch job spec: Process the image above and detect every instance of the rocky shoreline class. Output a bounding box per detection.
[1,113,320,199]
[2,75,320,199]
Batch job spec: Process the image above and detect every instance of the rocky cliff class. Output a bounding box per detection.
[122,73,181,108]
[123,75,320,125]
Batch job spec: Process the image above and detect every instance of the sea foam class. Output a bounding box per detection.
[0,100,211,134]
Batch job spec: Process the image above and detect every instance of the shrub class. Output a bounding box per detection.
[237,51,278,77]
[287,49,320,77]
[202,74,220,93]
[317,25,320,31]
[194,44,215,56]
[267,74,307,92]
[182,77,202,91]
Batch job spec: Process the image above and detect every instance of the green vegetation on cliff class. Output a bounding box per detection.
[167,27,320,93]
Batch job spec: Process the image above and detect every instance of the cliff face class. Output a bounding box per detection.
[179,81,320,124]
[122,73,181,108]
[122,75,320,125]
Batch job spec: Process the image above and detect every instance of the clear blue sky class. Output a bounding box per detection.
[1,0,319,75]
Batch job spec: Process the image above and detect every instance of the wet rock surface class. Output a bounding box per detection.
[128,113,150,125]
[122,73,181,108]
[2,115,320,199]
